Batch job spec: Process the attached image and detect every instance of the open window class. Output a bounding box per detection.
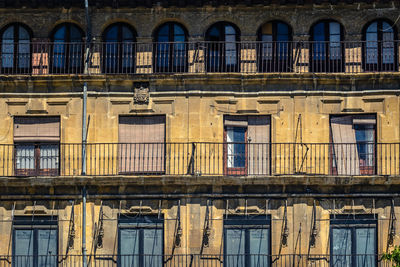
[205,22,240,72]
[118,215,163,267]
[224,215,271,267]
[118,116,165,174]
[363,19,398,72]
[330,214,377,267]
[224,116,270,176]
[310,20,344,72]
[330,115,376,175]
[14,117,60,176]
[257,21,292,72]
[13,216,58,267]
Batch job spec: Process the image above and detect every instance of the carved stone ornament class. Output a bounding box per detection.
[134,86,150,104]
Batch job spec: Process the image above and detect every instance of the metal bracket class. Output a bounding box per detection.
[310,200,318,248]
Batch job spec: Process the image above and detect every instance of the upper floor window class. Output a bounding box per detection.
[103,23,136,74]
[330,214,376,267]
[119,215,163,266]
[14,116,60,176]
[363,19,398,72]
[119,116,166,174]
[154,22,188,73]
[310,20,344,72]
[0,23,31,73]
[13,216,58,267]
[51,23,84,73]
[224,215,271,267]
[205,22,240,72]
[330,115,376,176]
[224,116,270,176]
[257,21,292,72]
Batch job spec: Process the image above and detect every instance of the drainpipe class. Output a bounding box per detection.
[82,187,87,267]
[82,0,91,266]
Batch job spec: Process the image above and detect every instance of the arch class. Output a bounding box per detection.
[0,23,32,73]
[153,22,188,73]
[102,22,137,73]
[362,18,398,72]
[50,23,84,73]
[256,20,293,72]
[309,19,345,72]
[205,21,240,72]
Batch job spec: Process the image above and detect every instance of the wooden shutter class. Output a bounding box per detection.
[330,116,360,175]
[248,116,270,175]
[119,116,165,174]
[14,117,60,142]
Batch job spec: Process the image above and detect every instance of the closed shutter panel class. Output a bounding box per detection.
[143,228,163,266]
[120,229,140,267]
[14,229,34,267]
[38,229,57,267]
[225,228,245,267]
[14,117,60,142]
[248,116,270,175]
[331,116,360,175]
[119,116,165,173]
[249,228,270,267]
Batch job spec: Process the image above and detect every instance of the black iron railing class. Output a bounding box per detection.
[0,142,399,177]
[0,254,393,267]
[0,41,398,75]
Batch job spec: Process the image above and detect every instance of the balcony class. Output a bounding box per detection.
[1,142,399,177]
[0,41,398,75]
[0,254,393,266]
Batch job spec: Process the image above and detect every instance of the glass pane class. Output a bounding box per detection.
[19,26,29,40]
[208,26,220,40]
[14,229,34,267]
[2,39,14,68]
[40,145,59,169]
[225,25,236,35]
[105,26,118,41]
[143,228,163,266]
[53,42,65,68]
[227,128,246,168]
[18,40,30,68]
[249,228,269,267]
[38,229,57,267]
[70,25,81,41]
[105,43,118,70]
[174,24,184,36]
[356,228,376,267]
[331,228,352,267]
[313,23,325,41]
[225,228,245,267]
[122,26,134,41]
[15,145,35,170]
[367,22,377,33]
[261,35,273,60]
[330,22,340,35]
[120,229,140,267]
[53,26,66,41]
[2,26,14,40]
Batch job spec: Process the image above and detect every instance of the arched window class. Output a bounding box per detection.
[51,23,84,73]
[103,23,136,74]
[257,21,292,72]
[363,20,397,71]
[0,23,31,74]
[310,20,344,72]
[205,22,240,72]
[154,22,187,73]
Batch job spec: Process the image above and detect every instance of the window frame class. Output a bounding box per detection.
[224,126,248,176]
[362,19,398,72]
[309,20,345,73]
[12,216,58,267]
[329,114,377,176]
[50,23,84,74]
[330,214,377,267]
[0,23,32,74]
[14,142,60,177]
[205,21,240,72]
[257,21,293,73]
[153,22,188,73]
[102,22,137,74]
[223,215,271,267]
[118,215,164,267]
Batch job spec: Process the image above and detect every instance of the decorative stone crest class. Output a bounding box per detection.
[134,86,149,104]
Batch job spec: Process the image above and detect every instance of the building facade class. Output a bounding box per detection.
[0,0,399,266]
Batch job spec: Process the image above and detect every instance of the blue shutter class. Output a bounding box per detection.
[14,229,34,267]
[249,228,269,267]
[331,228,352,267]
[120,229,140,267]
[143,228,162,266]
[225,228,245,267]
[356,228,376,267]
[37,229,57,267]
